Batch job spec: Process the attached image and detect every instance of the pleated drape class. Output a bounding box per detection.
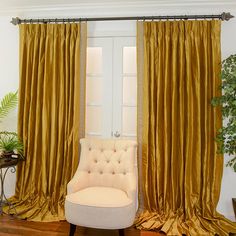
[5,23,87,221]
[135,20,236,235]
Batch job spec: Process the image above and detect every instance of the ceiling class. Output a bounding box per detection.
[0,0,235,16]
[1,0,236,9]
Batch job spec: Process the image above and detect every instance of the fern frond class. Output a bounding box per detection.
[0,91,18,121]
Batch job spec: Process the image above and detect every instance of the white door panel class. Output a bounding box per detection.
[86,37,137,140]
[112,37,136,139]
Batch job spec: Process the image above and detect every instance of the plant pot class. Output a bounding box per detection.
[232,198,236,220]
[1,151,14,159]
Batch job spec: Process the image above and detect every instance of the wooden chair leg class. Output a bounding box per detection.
[118,228,125,236]
[69,224,76,236]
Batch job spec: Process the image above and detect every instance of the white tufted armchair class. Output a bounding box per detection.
[65,138,138,236]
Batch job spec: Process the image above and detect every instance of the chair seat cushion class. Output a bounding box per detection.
[66,187,132,207]
[65,187,136,229]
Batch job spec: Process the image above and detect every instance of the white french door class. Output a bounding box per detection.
[86,37,137,139]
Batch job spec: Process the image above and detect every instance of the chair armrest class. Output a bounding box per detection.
[67,172,89,195]
[126,188,136,201]
[127,187,138,212]
[124,174,137,202]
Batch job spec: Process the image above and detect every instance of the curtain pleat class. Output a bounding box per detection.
[135,20,236,235]
[4,23,87,222]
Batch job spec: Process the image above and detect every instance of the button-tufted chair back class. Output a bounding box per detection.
[75,138,137,193]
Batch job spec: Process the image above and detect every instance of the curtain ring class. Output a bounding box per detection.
[183,15,188,21]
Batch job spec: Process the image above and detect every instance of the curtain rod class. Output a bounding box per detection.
[11,12,234,25]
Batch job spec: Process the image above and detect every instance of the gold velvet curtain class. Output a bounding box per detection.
[6,23,87,221]
[135,20,236,235]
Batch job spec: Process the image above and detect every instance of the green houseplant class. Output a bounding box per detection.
[0,131,23,158]
[0,91,24,159]
[211,54,236,170]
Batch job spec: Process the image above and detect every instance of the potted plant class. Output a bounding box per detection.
[0,131,24,159]
[211,54,236,170]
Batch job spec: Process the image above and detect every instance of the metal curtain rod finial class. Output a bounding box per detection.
[10,17,21,25]
[221,12,234,21]
[10,12,234,25]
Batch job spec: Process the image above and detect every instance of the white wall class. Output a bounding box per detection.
[0,16,19,198]
[0,16,19,100]
[0,2,236,221]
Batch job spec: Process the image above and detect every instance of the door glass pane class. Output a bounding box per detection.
[123,76,137,105]
[122,106,137,135]
[87,47,102,74]
[86,106,102,134]
[123,47,136,74]
[86,78,103,104]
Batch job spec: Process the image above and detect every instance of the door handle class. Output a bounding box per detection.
[114,131,120,138]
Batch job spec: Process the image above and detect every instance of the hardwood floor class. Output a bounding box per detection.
[0,214,165,236]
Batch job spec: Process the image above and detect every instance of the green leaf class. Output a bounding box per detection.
[211,54,236,170]
[0,91,18,121]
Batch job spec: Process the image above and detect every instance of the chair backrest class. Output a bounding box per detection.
[77,138,137,192]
